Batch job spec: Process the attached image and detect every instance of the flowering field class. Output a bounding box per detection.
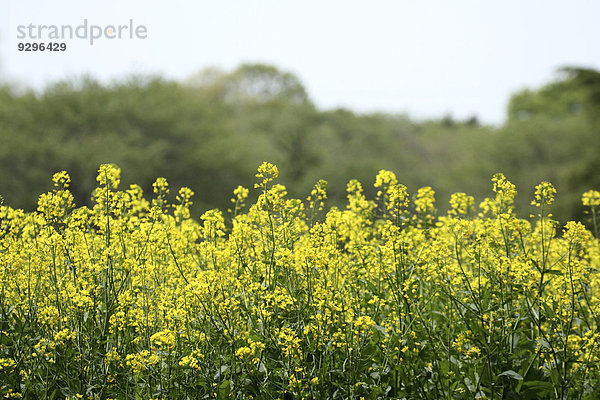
[0,162,599,399]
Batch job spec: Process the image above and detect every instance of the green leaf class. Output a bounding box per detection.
[542,302,556,318]
[449,355,463,368]
[373,324,387,336]
[499,370,523,380]
[258,361,267,374]
[521,380,554,399]
[537,338,551,349]
[218,380,231,399]
[544,269,562,276]
[213,364,229,380]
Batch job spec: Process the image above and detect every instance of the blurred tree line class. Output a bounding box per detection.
[0,64,598,223]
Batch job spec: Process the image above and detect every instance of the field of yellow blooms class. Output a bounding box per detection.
[1,162,599,399]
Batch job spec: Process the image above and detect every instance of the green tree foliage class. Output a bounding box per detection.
[1,76,257,212]
[1,64,599,223]
[503,67,600,221]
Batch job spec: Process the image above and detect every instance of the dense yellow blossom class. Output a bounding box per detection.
[0,164,599,399]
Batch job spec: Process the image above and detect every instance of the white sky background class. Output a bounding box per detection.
[1,0,599,125]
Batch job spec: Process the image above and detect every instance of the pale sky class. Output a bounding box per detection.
[1,0,599,125]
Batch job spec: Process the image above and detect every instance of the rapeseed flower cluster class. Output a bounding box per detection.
[0,164,599,399]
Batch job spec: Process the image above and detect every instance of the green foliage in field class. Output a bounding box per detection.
[1,165,599,399]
